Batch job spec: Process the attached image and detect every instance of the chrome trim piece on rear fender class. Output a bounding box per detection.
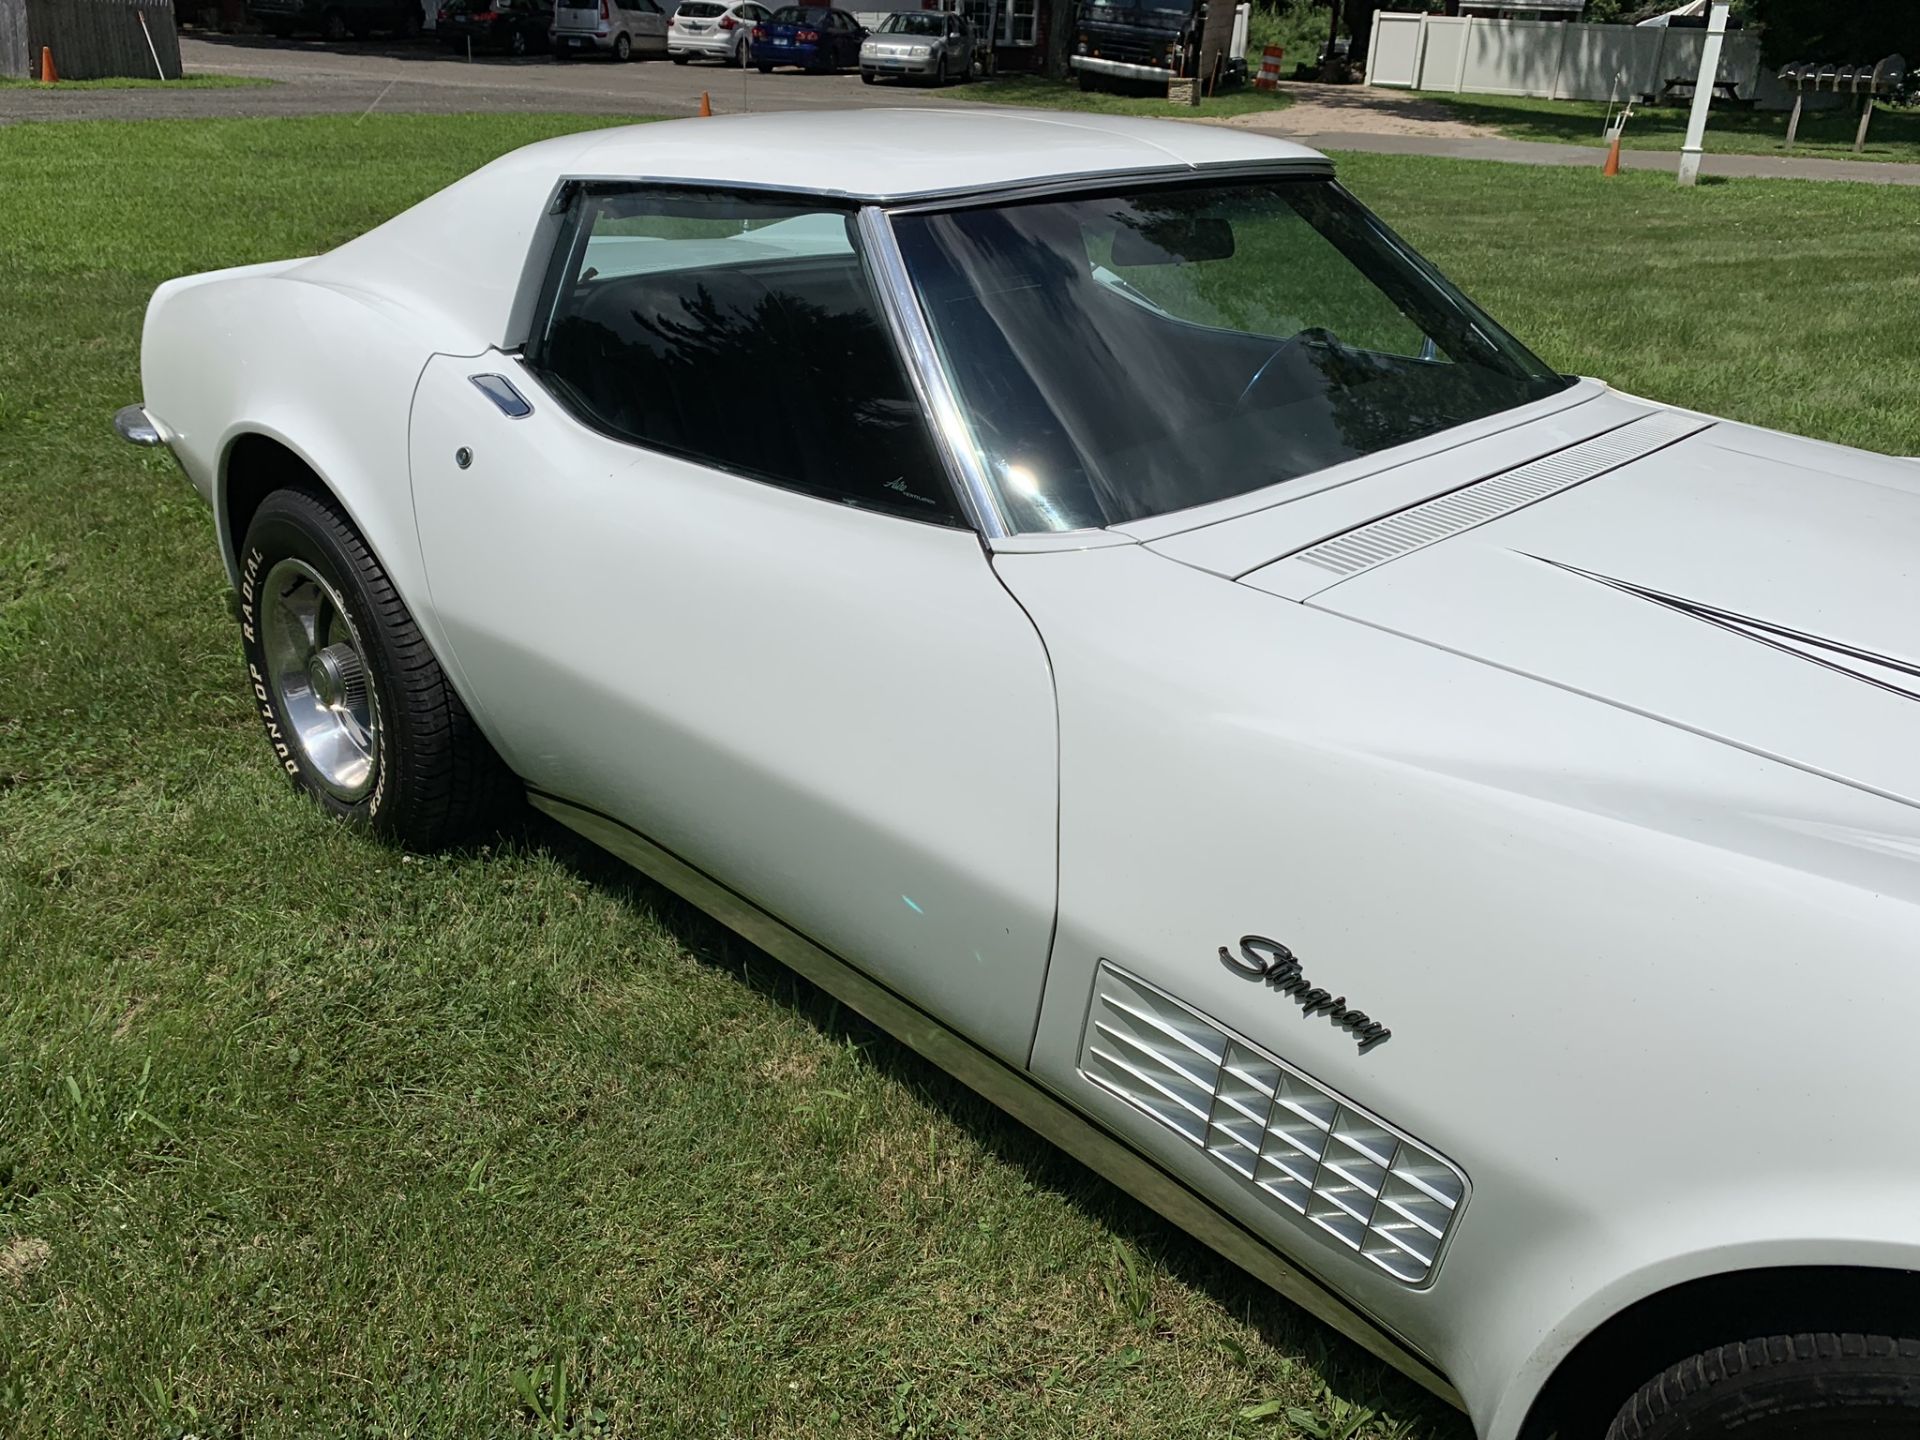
[857,206,1008,540]
[526,787,1465,1412]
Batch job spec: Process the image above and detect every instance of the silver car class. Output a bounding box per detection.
[668,0,769,63]
[859,10,971,84]
[550,0,667,59]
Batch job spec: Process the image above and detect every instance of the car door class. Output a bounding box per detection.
[409,186,1059,1067]
[831,8,857,64]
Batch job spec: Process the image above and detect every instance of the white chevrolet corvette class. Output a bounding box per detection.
[119,110,1920,1439]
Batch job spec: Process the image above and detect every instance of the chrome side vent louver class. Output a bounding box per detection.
[1290,409,1709,580]
[1081,964,1466,1286]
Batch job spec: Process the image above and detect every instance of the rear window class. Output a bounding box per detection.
[770,6,816,19]
[677,2,723,13]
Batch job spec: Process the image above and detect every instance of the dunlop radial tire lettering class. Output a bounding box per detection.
[238,486,514,849]
[1604,1332,1920,1440]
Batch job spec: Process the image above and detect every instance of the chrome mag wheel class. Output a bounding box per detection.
[258,558,379,802]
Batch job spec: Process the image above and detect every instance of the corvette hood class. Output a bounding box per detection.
[1238,413,1920,807]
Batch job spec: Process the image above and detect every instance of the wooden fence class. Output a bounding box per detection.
[1,0,182,80]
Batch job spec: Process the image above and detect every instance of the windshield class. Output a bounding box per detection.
[770,6,818,19]
[1086,0,1194,13]
[891,178,1572,532]
[879,11,942,32]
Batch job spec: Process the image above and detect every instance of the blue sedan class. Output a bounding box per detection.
[750,4,865,71]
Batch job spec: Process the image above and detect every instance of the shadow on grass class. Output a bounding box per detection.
[497,803,1470,1436]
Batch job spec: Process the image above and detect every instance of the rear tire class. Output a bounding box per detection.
[321,7,349,39]
[671,51,688,61]
[731,36,746,65]
[238,487,512,851]
[1606,1333,1920,1439]
[613,30,631,58]
[755,60,771,71]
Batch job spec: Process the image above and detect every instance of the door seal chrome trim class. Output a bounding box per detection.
[858,205,1008,540]
[526,787,1464,1411]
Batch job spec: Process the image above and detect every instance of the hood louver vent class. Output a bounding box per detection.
[1290,410,1708,581]
[1082,964,1466,1286]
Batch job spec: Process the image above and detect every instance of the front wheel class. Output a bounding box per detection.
[671,51,688,62]
[1607,1333,1920,1439]
[320,7,349,40]
[859,68,874,83]
[238,487,511,850]
[509,27,527,53]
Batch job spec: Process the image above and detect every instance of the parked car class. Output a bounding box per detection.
[119,111,1920,1440]
[667,0,769,64]
[248,0,419,40]
[436,0,553,54]
[550,0,666,59]
[749,5,863,71]
[858,9,972,84]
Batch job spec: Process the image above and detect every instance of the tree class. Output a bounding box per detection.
[1745,0,1920,65]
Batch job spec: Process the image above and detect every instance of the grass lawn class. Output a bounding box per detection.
[0,74,269,89]
[953,72,1292,119]
[4,114,1920,1439]
[1419,89,1920,165]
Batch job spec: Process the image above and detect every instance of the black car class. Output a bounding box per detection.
[436,0,554,53]
[249,0,421,39]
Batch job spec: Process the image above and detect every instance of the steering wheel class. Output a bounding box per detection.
[1234,326,1342,415]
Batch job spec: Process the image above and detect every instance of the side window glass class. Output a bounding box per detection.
[532,190,962,526]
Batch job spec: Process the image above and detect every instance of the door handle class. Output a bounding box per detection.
[469,373,534,419]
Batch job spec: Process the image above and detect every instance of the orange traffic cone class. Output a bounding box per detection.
[39,45,57,82]
[699,91,712,117]
[1602,130,1622,177]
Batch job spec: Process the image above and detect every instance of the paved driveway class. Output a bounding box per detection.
[1,31,946,121]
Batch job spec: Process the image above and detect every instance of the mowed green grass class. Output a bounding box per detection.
[4,115,1920,1440]
[1419,89,1920,166]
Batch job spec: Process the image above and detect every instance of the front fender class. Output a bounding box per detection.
[997,542,1920,1432]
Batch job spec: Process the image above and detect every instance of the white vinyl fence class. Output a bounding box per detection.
[1364,12,1762,103]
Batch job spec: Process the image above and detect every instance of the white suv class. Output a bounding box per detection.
[668,0,768,63]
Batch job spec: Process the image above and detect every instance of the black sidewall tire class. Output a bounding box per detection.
[614,32,630,58]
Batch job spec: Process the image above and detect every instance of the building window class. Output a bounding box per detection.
[998,0,1034,47]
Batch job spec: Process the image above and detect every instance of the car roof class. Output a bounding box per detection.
[294,109,1329,351]
[520,108,1325,199]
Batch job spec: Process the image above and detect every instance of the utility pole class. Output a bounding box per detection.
[1676,0,1730,186]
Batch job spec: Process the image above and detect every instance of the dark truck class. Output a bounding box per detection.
[1070,0,1242,89]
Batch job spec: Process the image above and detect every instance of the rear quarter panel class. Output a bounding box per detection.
[140,267,473,682]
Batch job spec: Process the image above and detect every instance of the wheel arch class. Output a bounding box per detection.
[1517,1265,1920,1440]
[217,426,391,588]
